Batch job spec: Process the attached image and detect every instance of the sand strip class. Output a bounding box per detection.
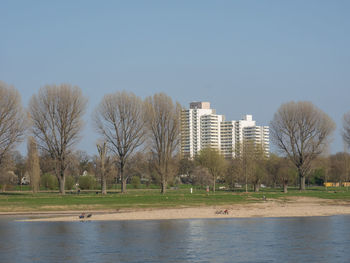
[18,197,350,222]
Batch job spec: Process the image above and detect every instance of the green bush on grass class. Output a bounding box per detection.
[131,176,141,189]
[65,176,75,190]
[78,175,96,190]
[40,173,58,190]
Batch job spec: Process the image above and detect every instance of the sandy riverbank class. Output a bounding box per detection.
[18,197,350,222]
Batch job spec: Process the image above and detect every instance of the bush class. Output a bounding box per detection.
[40,173,58,190]
[78,175,96,190]
[65,176,75,190]
[309,168,325,186]
[131,176,141,189]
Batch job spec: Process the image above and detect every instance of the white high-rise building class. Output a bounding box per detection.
[180,102,215,158]
[201,113,223,149]
[242,125,270,156]
[220,121,236,158]
[180,102,269,158]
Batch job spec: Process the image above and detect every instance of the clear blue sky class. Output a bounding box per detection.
[1,0,349,155]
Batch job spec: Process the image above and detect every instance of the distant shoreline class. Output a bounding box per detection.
[16,197,350,222]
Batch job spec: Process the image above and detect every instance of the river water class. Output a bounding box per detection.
[0,215,349,263]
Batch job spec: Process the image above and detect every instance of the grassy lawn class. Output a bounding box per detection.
[1,187,350,212]
[0,189,248,212]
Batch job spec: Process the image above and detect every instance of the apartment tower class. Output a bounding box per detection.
[180,102,269,158]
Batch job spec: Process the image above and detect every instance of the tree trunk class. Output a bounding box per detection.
[122,179,127,194]
[32,173,40,193]
[97,142,107,195]
[57,161,66,194]
[32,183,38,194]
[59,176,65,195]
[213,175,216,193]
[283,182,288,193]
[120,163,127,193]
[299,174,305,191]
[101,176,107,195]
[245,172,248,193]
[254,183,260,192]
[161,176,167,194]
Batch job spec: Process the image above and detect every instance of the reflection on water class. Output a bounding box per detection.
[0,216,349,263]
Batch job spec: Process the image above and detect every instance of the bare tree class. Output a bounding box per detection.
[123,151,153,186]
[240,141,267,192]
[276,157,296,193]
[97,142,108,195]
[29,84,87,194]
[27,136,40,193]
[225,158,242,190]
[124,152,151,183]
[266,154,280,188]
[192,166,212,189]
[271,101,335,190]
[329,152,348,184]
[343,111,350,149]
[266,154,296,193]
[0,153,16,191]
[250,163,267,192]
[0,81,26,166]
[196,147,227,192]
[94,91,146,193]
[144,93,181,194]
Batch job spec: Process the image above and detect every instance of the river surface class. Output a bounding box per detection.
[0,215,349,263]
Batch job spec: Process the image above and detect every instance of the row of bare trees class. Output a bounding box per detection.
[94,91,181,194]
[181,149,350,193]
[192,143,293,193]
[1,80,350,194]
[0,82,181,194]
[3,144,350,193]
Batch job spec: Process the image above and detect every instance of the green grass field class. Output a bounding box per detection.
[1,186,350,212]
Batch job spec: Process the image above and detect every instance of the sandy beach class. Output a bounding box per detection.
[18,196,350,222]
